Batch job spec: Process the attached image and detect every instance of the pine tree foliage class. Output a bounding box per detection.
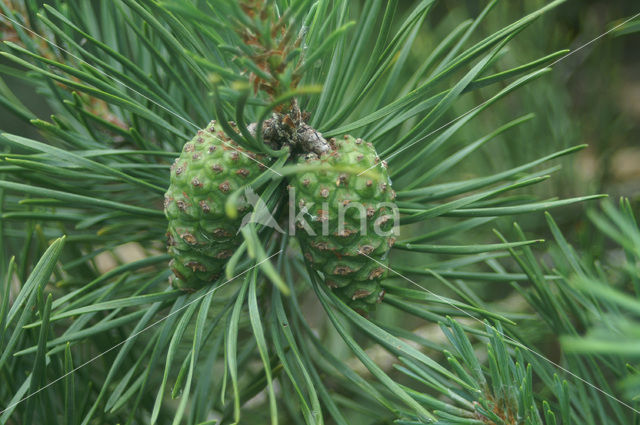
[0,1,637,424]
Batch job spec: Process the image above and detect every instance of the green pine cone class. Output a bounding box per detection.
[291,135,397,313]
[164,121,266,291]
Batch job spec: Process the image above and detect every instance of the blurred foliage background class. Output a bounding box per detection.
[428,0,640,309]
[409,0,639,214]
[411,0,639,202]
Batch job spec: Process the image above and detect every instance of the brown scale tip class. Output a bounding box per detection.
[176,200,187,211]
[215,250,233,259]
[181,232,197,245]
[199,200,210,213]
[326,280,338,288]
[197,137,204,143]
[229,152,239,161]
[302,178,310,186]
[186,261,206,272]
[213,228,233,238]
[191,177,203,188]
[355,138,363,144]
[208,145,216,153]
[315,210,329,222]
[218,181,231,193]
[356,154,364,161]
[352,289,372,300]
[336,228,356,237]
[192,153,201,160]
[211,163,223,173]
[311,241,329,251]
[333,265,353,275]
[320,188,329,198]
[184,143,195,152]
[376,215,390,227]
[359,245,374,255]
[236,168,250,177]
[343,135,349,140]
[368,267,385,280]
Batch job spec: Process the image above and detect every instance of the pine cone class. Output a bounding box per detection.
[291,135,397,313]
[164,121,266,290]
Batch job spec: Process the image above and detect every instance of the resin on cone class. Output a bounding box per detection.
[164,121,265,290]
[291,135,396,313]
